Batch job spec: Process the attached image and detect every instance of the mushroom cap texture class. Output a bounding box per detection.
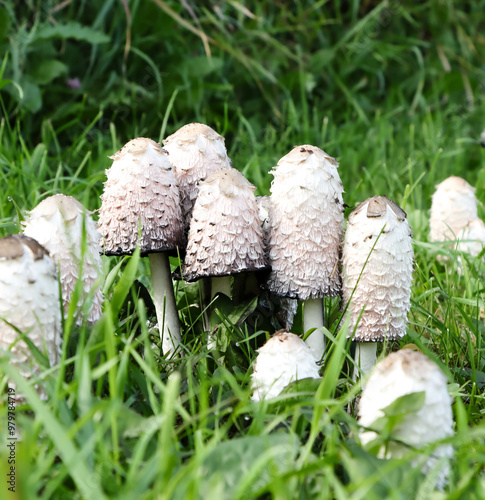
[163,123,231,228]
[256,195,272,255]
[358,350,454,490]
[0,235,62,400]
[266,145,345,300]
[251,332,321,401]
[22,194,104,326]
[98,137,184,256]
[183,168,267,281]
[429,176,478,243]
[342,196,413,342]
[457,218,485,257]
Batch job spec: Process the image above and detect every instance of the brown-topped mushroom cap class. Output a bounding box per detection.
[183,167,267,281]
[0,234,47,261]
[98,137,184,256]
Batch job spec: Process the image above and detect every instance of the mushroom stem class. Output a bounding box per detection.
[211,276,232,299]
[353,342,377,381]
[303,298,325,360]
[149,253,181,356]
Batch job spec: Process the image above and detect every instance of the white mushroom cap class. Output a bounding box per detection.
[22,194,104,326]
[183,167,267,282]
[0,235,62,399]
[359,350,454,490]
[162,123,231,227]
[457,218,485,258]
[98,137,184,256]
[342,196,413,342]
[251,331,321,401]
[266,145,344,300]
[429,176,478,243]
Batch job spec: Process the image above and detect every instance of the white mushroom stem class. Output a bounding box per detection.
[210,276,232,299]
[149,253,181,356]
[303,298,325,360]
[353,342,377,381]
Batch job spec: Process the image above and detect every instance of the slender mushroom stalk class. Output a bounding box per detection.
[251,331,321,402]
[480,129,485,147]
[358,350,454,491]
[98,138,184,357]
[342,197,414,379]
[266,145,345,360]
[22,194,104,326]
[0,235,62,401]
[430,176,478,247]
[163,123,231,230]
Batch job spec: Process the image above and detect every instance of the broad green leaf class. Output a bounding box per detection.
[35,22,110,44]
[30,59,68,85]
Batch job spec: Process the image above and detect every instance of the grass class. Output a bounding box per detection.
[0,1,485,498]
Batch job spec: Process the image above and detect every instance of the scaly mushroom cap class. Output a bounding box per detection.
[98,137,184,256]
[359,350,453,491]
[266,145,344,300]
[0,235,62,399]
[457,218,485,257]
[163,123,231,228]
[22,194,104,326]
[342,196,413,342]
[429,176,478,243]
[183,168,267,281]
[256,195,272,255]
[251,331,321,401]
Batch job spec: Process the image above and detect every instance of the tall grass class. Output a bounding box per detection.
[0,1,484,498]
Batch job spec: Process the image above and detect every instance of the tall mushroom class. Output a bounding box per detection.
[266,145,345,360]
[162,123,231,229]
[22,194,103,326]
[0,234,62,400]
[98,138,184,356]
[430,176,478,245]
[183,168,267,298]
[251,331,321,402]
[358,350,454,491]
[342,196,414,378]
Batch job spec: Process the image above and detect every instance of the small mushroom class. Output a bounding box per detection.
[429,176,478,245]
[163,123,231,229]
[457,218,485,258]
[183,167,267,298]
[22,194,103,326]
[98,138,184,356]
[0,235,62,400]
[358,350,454,491]
[266,145,345,359]
[342,197,413,378]
[251,331,321,401]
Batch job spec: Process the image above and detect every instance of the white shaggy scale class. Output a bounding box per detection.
[342,197,413,343]
[359,350,454,491]
[163,123,231,228]
[23,194,104,326]
[0,235,62,400]
[251,332,321,401]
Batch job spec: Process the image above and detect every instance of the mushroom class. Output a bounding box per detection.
[162,123,231,229]
[0,235,62,400]
[251,331,321,401]
[183,167,267,298]
[358,350,454,491]
[342,197,413,378]
[457,218,485,259]
[266,145,345,359]
[97,138,184,356]
[429,176,478,246]
[22,194,103,326]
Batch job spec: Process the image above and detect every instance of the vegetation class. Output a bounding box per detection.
[0,1,484,498]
